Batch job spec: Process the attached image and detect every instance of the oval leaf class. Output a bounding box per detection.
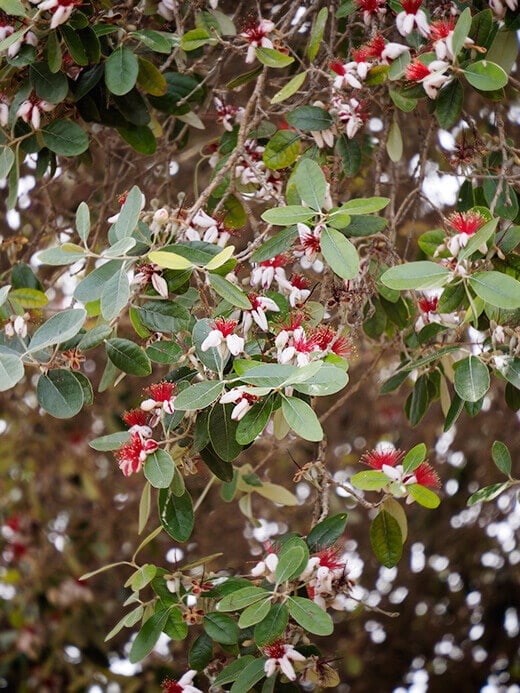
[454,355,490,403]
[321,226,359,280]
[144,449,175,488]
[106,338,152,376]
[287,596,333,636]
[37,369,84,419]
[370,510,403,568]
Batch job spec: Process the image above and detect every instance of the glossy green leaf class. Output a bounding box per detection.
[275,544,307,584]
[144,449,175,489]
[307,7,327,60]
[0,352,24,392]
[451,7,472,57]
[89,431,130,451]
[217,586,269,612]
[467,482,511,506]
[30,62,68,103]
[204,612,239,645]
[306,513,348,552]
[189,632,213,671]
[208,273,251,309]
[463,60,508,91]
[293,158,327,210]
[293,364,349,396]
[254,603,289,646]
[370,510,403,568]
[101,266,130,321]
[321,226,359,280]
[271,71,307,104]
[469,271,520,309]
[128,608,170,663]
[340,197,390,215]
[208,403,243,462]
[281,396,323,442]
[435,76,463,129]
[407,484,440,508]
[0,147,15,179]
[37,369,84,419]
[454,355,490,403]
[137,300,190,333]
[106,338,152,376]
[260,206,315,225]
[286,105,333,132]
[381,262,451,290]
[41,120,89,156]
[28,308,86,353]
[174,381,224,411]
[236,397,273,445]
[491,440,512,477]
[263,130,300,170]
[287,596,334,636]
[105,46,138,96]
[336,135,361,177]
[351,470,389,491]
[230,659,267,693]
[486,29,519,74]
[132,29,172,53]
[402,443,427,474]
[255,46,294,67]
[238,599,271,629]
[159,487,194,542]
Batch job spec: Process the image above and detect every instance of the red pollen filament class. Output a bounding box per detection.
[368,34,386,58]
[263,639,287,659]
[145,381,176,403]
[401,0,423,12]
[317,546,344,570]
[447,211,486,236]
[122,409,149,427]
[290,274,310,290]
[405,60,431,81]
[351,45,372,63]
[213,317,238,337]
[418,296,439,313]
[415,463,441,488]
[356,0,384,11]
[330,60,346,76]
[242,18,268,43]
[430,17,455,41]
[361,448,405,470]
[161,680,183,693]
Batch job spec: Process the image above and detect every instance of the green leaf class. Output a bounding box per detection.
[181,27,215,51]
[118,125,157,155]
[287,596,334,636]
[402,443,427,474]
[28,308,86,353]
[486,29,519,74]
[235,396,273,445]
[0,352,24,392]
[293,159,327,210]
[263,130,301,170]
[336,135,361,177]
[463,60,508,91]
[230,659,267,693]
[255,46,294,67]
[189,632,213,672]
[0,0,26,16]
[101,266,130,321]
[106,338,152,376]
[208,404,243,462]
[340,197,390,215]
[435,76,463,129]
[491,441,512,477]
[381,262,451,290]
[260,206,315,226]
[370,510,403,568]
[29,62,68,103]
[502,358,520,390]
[76,201,90,244]
[146,340,183,364]
[350,470,389,491]
[144,449,175,489]
[37,369,84,419]
[132,29,172,53]
[218,586,269,612]
[281,396,323,442]
[126,563,157,591]
[174,381,224,410]
[321,226,359,280]
[204,612,239,645]
[213,656,256,687]
[41,120,89,156]
[454,355,490,403]
[105,604,144,642]
[457,218,498,262]
[105,46,138,96]
[467,482,511,506]
[386,119,403,162]
[254,603,289,646]
[451,7,472,57]
[137,56,167,96]
[238,599,271,629]
[208,274,251,309]
[469,271,520,309]
[159,487,194,542]
[307,7,327,60]
[128,608,170,663]
[293,364,349,397]
[113,185,144,240]
[271,72,307,104]
[9,288,48,309]
[389,88,417,112]
[306,513,348,552]
[286,105,333,132]
[89,431,130,451]
[275,544,308,584]
[60,25,87,65]
[137,300,190,333]
[407,484,440,508]
[0,147,15,179]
